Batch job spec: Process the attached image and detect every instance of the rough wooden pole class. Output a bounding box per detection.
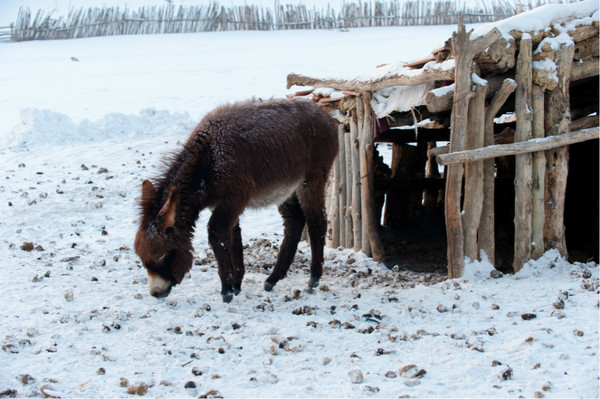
[480,78,517,265]
[513,34,533,273]
[445,19,501,278]
[462,78,488,262]
[356,96,371,256]
[330,129,341,248]
[337,124,347,248]
[360,92,384,262]
[544,42,575,257]
[531,84,546,259]
[325,171,335,247]
[344,130,353,248]
[350,116,363,252]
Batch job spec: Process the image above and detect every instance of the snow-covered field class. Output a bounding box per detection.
[0,22,598,398]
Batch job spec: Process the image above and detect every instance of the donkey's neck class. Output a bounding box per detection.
[161,126,212,232]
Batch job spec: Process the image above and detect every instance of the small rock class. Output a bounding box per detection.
[323,357,331,366]
[21,242,34,252]
[542,382,552,391]
[436,304,449,313]
[404,380,421,387]
[553,299,565,309]
[573,329,584,337]
[20,374,34,385]
[64,291,74,302]
[192,367,203,376]
[385,371,397,379]
[0,389,17,397]
[184,381,196,389]
[348,369,364,384]
[491,360,503,367]
[490,269,503,279]
[521,313,537,320]
[534,391,544,398]
[414,369,427,378]
[358,326,374,334]
[491,304,500,310]
[96,367,106,375]
[199,390,223,399]
[499,367,513,381]
[364,386,380,394]
[119,377,129,387]
[127,382,148,396]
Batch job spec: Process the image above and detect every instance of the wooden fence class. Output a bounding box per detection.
[9,0,527,41]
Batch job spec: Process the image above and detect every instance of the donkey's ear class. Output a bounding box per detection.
[141,180,156,200]
[157,186,178,231]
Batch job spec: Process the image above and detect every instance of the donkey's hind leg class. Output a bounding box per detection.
[264,194,305,291]
[297,178,327,290]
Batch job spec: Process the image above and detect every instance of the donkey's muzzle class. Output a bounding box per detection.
[148,273,173,298]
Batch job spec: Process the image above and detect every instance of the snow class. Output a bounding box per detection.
[1,18,599,399]
[471,0,598,38]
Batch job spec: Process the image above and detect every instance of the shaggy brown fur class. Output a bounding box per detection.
[135,98,338,302]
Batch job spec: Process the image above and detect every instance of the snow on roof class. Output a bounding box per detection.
[471,0,598,39]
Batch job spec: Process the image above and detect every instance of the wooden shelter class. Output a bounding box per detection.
[287,1,599,276]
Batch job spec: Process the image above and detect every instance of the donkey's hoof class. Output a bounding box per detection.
[233,287,241,296]
[308,276,319,292]
[264,281,275,292]
[222,292,234,303]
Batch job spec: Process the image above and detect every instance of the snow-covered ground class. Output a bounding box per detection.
[0,21,598,398]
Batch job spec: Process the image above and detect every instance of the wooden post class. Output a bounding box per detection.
[356,96,371,256]
[337,124,347,248]
[445,19,501,278]
[544,42,575,257]
[513,34,533,273]
[462,78,487,262]
[480,78,517,265]
[531,84,546,259]
[344,130,354,248]
[359,92,383,262]
[330,128,341,248]
[350,116,363,252]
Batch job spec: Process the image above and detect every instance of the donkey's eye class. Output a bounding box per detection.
[154,254,167,263]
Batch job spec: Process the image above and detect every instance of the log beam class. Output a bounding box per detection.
[436,127,598,165]
[287,59,455,92]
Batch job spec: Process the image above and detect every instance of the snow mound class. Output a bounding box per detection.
[4,108,196,149]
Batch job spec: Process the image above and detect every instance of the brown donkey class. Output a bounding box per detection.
[135,99,338,302]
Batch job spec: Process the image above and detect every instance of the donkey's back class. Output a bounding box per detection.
[199,99,338,209]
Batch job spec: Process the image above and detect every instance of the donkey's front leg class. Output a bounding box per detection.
[231,223,245,295]
[208,208,238,303]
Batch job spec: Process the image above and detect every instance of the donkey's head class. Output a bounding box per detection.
[135,180,193,298]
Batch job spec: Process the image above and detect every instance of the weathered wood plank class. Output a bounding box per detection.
[513,35,533,273]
